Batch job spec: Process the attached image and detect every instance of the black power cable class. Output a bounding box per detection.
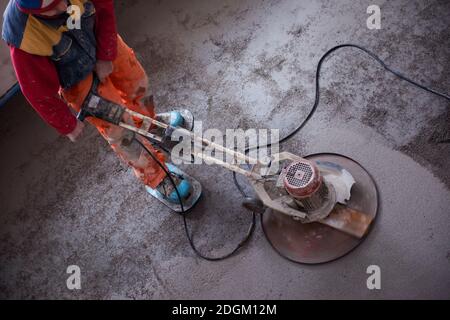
[137,44,450,261]
[134,137,256,261]
[232,43,450,200]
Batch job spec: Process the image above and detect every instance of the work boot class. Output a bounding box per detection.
[155,111,185,128]
[147,110,195,153]
[152,109,194,132]
[146,163,192,204]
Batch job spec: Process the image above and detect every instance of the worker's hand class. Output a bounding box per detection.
[67,120,85,143]
[95,60,114,83]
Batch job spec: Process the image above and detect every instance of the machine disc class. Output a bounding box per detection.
[261,153,378,264]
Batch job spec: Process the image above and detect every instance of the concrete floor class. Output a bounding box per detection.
[1,0,449,299]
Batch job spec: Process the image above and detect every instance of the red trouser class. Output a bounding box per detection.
[62,36,167,189]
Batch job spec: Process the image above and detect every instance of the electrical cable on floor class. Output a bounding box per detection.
[138,44,450,261]
[134,137,256,261]
[232,43,450,205]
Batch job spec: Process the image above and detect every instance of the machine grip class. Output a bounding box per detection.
[77,108,89,122]
[77,93,126,125]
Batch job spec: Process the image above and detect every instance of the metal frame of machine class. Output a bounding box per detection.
[77,89,379,263]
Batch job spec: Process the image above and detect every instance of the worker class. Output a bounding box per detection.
[2,0,193,205]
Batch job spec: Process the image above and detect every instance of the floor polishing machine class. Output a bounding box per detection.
[76,43,450,264]
[76,76,378,264]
